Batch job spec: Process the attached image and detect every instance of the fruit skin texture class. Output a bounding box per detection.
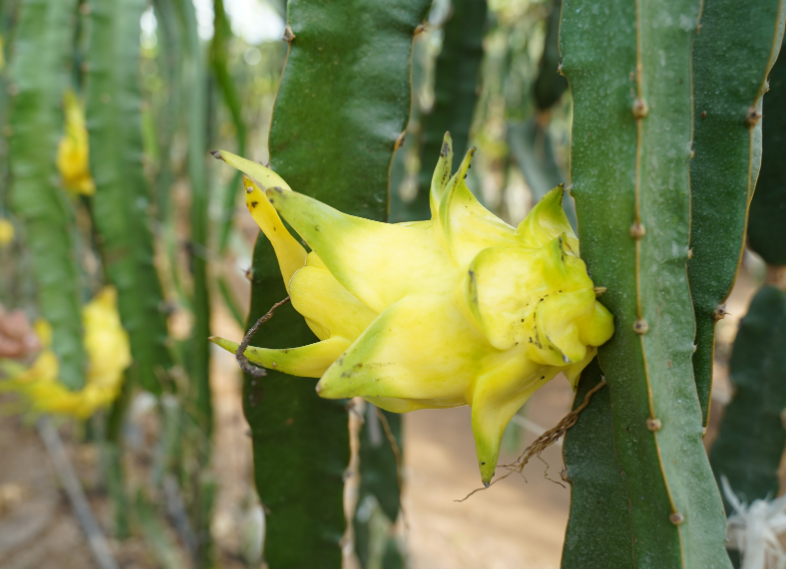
[211,133,614,484]
[0,287,131,419]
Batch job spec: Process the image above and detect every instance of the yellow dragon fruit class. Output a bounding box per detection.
[210,133,614,484]
[0,287,131,419]
[56,89,95,196]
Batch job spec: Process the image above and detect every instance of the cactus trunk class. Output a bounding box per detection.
[688,0,786,426]
[409,0,487,221]
[244,1,430,565]
[85,0,172,395]
[710,286,786,510]
[560,0,731,566]
[8,0,86,391]
[561,358,634,568]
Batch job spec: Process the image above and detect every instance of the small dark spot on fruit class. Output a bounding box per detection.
[250,201,259,208]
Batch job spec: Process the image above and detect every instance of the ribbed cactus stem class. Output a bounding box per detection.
[243,1,431,565]
[688,0,786,426]
[560,0,731,566]
[410,0,488,221]
[8,0,86,391]
[86,0,172,395]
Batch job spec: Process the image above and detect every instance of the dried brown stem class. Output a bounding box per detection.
[455,379,608,502]
[235,296,291,377]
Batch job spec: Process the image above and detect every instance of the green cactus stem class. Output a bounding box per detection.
[561,358,633,569]
[85,0,172,395]
[710,285,786,513]
[748,38,786,267]
[560,0,731,566]
[243,1,430,566]
[688,0,786,426]
[408,0,488,221]
[8,0,86,390]
[533,0,567,111]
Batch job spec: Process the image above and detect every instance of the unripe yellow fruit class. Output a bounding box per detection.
[211,133,614,484]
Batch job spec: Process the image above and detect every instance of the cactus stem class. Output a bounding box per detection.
[282,25,295,42]
[646,418,662,432]
[669,512,685,525]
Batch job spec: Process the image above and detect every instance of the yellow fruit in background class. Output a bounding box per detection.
[56,89,95,196]
[0,287,131,419]
[210,133,614,484]
[0,218,14,247]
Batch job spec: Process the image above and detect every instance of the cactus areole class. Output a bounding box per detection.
[211,133,614,484]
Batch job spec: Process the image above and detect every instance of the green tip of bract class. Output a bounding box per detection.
[209,336,239,354]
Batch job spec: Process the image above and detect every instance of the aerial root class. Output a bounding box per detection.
[235,296,291,377]
[455,379,607,503]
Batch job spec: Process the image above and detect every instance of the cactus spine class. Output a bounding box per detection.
[560,0,731,566]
